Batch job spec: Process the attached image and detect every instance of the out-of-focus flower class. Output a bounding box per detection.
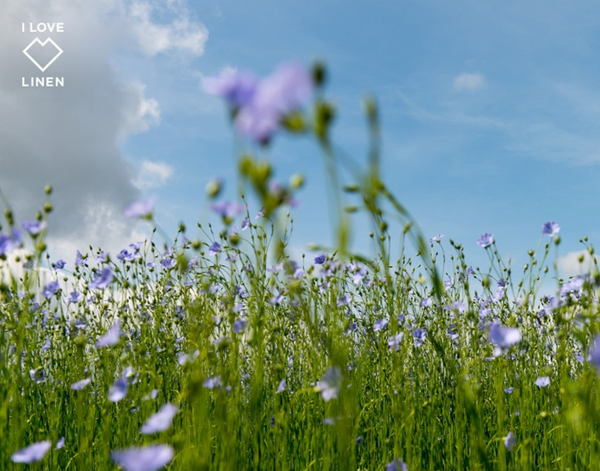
[11,441,52,464]
[505,431,517,451]
[71,378,91,391]
[541,221,560,237]
[124,196,156,219]
[489,324,521,348]
[89,267,113,290]
[141,403,178,434]
[111,444,174,471]
[535,376,550,388]
[96,321,123,348]
[316,366,342,401]
[477,233,494,248]
[22,220,46,235]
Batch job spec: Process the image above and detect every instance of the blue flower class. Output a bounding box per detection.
[203,68,259,108]
[43,281,60,299]
[541,221,560,237]
[0,229,21,256]
[504,431,517,451]
[386,459,409,471]
[429,234,444,243]
[489,324,521,348]
[124,196,156,219]
[54,259,66,269]
[316,366,342,401]
[413,328,427,347]
[141,403,178,434]
[314,253,326,265]
[374,318,388,332]
[108,377,128,402]
[11,441,52,464]
[535,376,550,388]
[209,241,222,255]
[477,233,494,248]
[21,220,46,235]
[111,444,174,471]
[96,320,122,348]
[89,267,113,290]
[71,378,91,390]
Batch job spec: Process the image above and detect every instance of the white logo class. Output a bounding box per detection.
[23,37,63,72]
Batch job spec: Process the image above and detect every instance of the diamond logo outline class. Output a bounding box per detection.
[23,37,63,72]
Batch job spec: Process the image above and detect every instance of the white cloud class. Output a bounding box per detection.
[129,1,209,56]
[134,160,174,189]
[0,0,207,261]
[557,250,597,278]
[453,72,485,91]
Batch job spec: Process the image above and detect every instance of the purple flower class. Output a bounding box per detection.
[233,318,248,334]
[211,201,244,220]
[141,403,178,434]
[96,320,123,348]
[22,220,46,235]
[477,233,494,248]
[316,366,342,401]
[56,437,65,450]
[108,377,128,402]
[160,257,176,269]
[209,241,222,256]
[337,294,350,307]
[505,431,517,451]
[413,328,427,347]
[11,441,52,464]
[388,333,404,351]
[30,368,46,383]
[67,291,83,304]
[489,324,521,348]
[589,335,600,372]
[276,379,287,394]
[71,378,91,390]
[241,217,250,230]
[203,68,259,108]
[124,196,156,219]
[429,234,444,243]
[203,376,222,389]
[111,444,174,471]
[75,250,85,267]
[89,267,113,290]
[0,229,21,256]
[43,281,60,299]
[233,63,313,142]
[541,221,560,237]
[374,318,388,332]
[314,253,326,265]
[421,297,432,308]
[386,459,409,471]
[54,259,66,269]
[535,376,550,388]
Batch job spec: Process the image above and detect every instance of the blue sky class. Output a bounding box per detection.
[118,1,600,278]
[2,0,600,284]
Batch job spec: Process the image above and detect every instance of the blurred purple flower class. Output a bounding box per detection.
[429,234,444,243]
[89,267,113,290]
[589,335,600,373]
[67,291,83,304]
[374,318,388,332]
[337,294,350,307]
[505,431,517,451]
[96,320,122,348]
[43,281,60,299]
[535,376,550,388]
[276,379,287,394]
[203,68,259,108]
[111,444,174,471]
[211,201,244,220]
[0,229,21,256]
[124,196,156,219]
[209,241,222,256]
[386,459,409,471]
[413,328,427,347]
[54,259,66,269]
[541,221,560,237]
[388,333,404,352]
[11,441,52,464]
[477,233,494,248]
[314,253,326,265]
[489,324,521,348]
[108,377,128,402]
[22,220,46,235]
[203,376,222,389]
[141,403,178,434]
[71,378,91,391]
[56,437,65,450]
[317,366,342,401]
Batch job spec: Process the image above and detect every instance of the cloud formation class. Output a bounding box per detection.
[557,250,597,278]
[453,72,485,91]
[0,0,207,260]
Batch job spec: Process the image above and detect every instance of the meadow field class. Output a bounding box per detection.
[2,63,600,470]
